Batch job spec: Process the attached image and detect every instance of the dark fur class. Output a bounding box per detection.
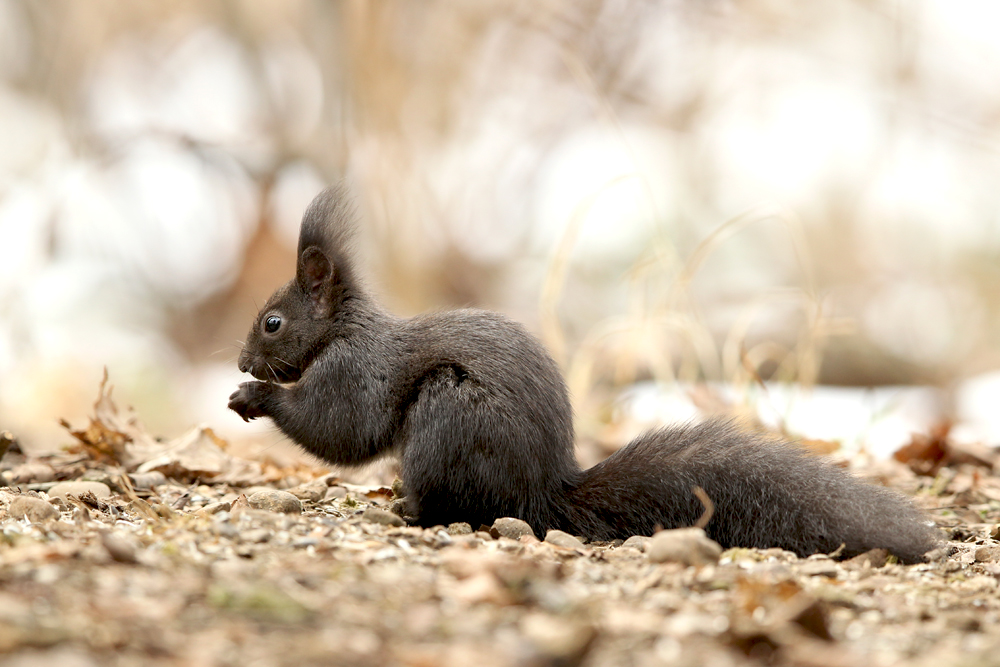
[230,186,940,562]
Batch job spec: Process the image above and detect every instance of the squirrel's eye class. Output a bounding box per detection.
[264,316,281,333]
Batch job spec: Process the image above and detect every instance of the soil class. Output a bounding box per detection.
[0,394,996,667]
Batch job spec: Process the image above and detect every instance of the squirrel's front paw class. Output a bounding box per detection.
[228,381,272,422]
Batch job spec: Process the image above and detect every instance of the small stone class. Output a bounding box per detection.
[101,532,138,563]
[241,528,272,544]
[8,463,55,485]
[544,530,585,550]
[975,546,1000,562]
[621,535,652,552]
[491,517,536,540]
[798,559,840,577]
[8,496,59,522]
[277,475,302,489]
[606,548,643,562]
[325,486,348,500]
[447,522,473,535]
[646,527,722,566]
[48,481,112,501]
[845,548,889,569]
[196,501,232,517]
[520,612,594,659]
[128,471,166,490]
[293,537,319,549]
[288,482,326,503]
[247,490,302,514]
[362,507,405,527]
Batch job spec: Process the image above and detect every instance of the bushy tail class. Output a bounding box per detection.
[561,419,940,563]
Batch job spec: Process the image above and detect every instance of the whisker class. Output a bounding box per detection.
[272,356,295,368]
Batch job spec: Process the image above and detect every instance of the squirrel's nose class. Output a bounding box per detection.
[237,352,251,374]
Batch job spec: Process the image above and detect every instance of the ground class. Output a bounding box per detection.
[0,386,997,667]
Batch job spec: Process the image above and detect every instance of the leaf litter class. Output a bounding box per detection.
[0,378,999,666]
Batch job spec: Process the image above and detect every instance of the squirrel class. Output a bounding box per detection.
[229,185,940,563]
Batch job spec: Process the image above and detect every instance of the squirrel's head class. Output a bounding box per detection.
[237,186,358,383]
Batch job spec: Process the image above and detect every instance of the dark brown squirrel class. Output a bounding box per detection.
[228,185,940,562]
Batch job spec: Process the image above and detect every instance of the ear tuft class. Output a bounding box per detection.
[298,246,334,315]
[294,184,357,317]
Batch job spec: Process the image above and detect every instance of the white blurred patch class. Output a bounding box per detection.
[921,0,1000,107]
[955,371,1000,446]
[862,280,981,366]
[0,184,51,301]
[59,138,258,303]
[0,88,63,183]
[260,34,325,146]
[84,25,271,164]
[617,381,945,459]
[533,124,678,263]
[714,80,879,209]
[0,0,31,81]
[268,161,327,250]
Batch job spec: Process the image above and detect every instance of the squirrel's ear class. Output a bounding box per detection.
[297,246,335,317]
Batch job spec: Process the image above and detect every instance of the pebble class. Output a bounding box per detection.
[48,481,112,501]
[646,528,722,566]
[289,482,326,503]
[362,507,406,527]
[798,559,840,577]
[128,471,166,490]
[520,612,594,659]
[325,486,348,500]
[241,528,272,544]
[845,548,889,569]
[491,517,536,540]
[101,532,138,563]
[247,490,302,514]
[8,463,56,485]
[8,496,60,522]
[621,535,652,552]
[974,546,1000,562]
[447,522,473,535]
[544,530,585,550]
[196,501,232,517]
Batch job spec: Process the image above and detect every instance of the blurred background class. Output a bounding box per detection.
[1,0,999,463]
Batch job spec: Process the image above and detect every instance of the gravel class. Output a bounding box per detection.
[47,481,112,500]
[7,495,59,522]
[544,529,586,550]
[362,506,406,526]
[646,527,723,565]
[0,409,993,667]
[491,517,536,540]
[246,489,302,514]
